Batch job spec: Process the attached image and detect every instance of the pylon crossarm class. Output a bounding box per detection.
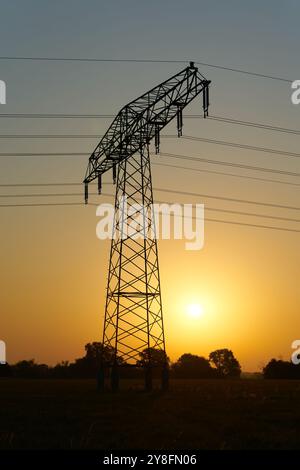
[84,63,210,186]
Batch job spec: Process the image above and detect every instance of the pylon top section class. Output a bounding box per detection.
[83,61,210,199]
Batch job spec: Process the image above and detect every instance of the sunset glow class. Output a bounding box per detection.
[186,303,203,319]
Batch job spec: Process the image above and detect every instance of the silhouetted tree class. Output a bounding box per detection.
[0,363,12,377]
[136,348,169,378]
[209,348,241,378]
[136,347,169,367]
[68,342,120,378]
[85,342,125,366]
[52,361,70,379]
[172,353,215,378]
[12,360,49,378]
[263,359,300,379]
[68,342,127,378]
[85,342,104,362]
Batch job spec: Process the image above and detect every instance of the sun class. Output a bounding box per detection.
[186,303,203,319]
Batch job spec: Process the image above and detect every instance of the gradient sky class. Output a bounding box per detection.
[0,0,300,371]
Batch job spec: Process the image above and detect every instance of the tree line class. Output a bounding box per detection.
[1,343,298,379]
[0,343,241,379]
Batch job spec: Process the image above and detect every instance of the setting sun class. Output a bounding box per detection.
[186,303,203,319]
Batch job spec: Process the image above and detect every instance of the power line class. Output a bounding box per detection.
[160,152,300,178]
[156,161,300,187]
[1,144,299,189]
[1,114,300,139]
[1,188,299,212]
[0,114,112,119]
[194,61,291,83]
[173,135,300,160]
[208,115,300,136]
[159,188,300,211]
[205,207,300,223]
[2,133,300,161]
[0,185,299,222]
[154,199,300,223]
[0,182,111,188]
[0,201,88,208]
[0,56,291,82]
[2,132,300,161]
[1,175,299,229]
[2,156,300,191]
[0,152,89,156]
[0,113,297,142]
[0,182,109,187]
[0,57,186,64]
[1,147,299,182]
[189,114,300,136]
[0,199,299,234]
[0,134,101,138]
[205,218,300,233]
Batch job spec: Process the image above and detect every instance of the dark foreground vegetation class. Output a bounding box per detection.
[1,342,298,381]
[263,359,300,379]
[1,378,300,449]
[0,343,242,379]
[1,339,298,384]
[1,343,299,449]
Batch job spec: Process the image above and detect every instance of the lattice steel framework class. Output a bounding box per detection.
[103,147,165,365]
[83,62,210,381]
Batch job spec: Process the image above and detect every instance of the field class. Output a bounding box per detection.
[1,378,300,449]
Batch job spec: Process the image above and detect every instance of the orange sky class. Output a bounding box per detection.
[1,148,299,372]
[1,2,300,372]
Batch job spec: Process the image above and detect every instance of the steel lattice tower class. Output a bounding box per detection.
[83,62,210,390]
[104,148,165,376]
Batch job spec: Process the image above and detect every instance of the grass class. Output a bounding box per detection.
[1,378,300,449]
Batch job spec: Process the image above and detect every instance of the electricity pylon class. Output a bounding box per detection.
[83,62,210,390]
